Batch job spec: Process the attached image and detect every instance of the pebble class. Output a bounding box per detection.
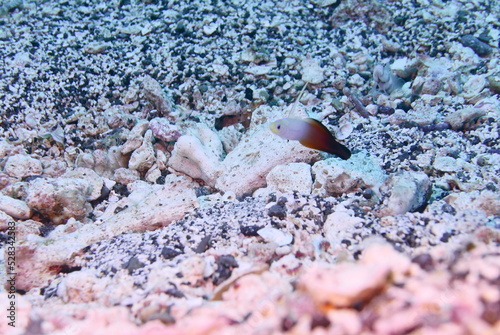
[168,124,224,187]
[301,57,324,84]
[433,156,460,173]
[128,130,156,172]
[463,75,487,97]
[149,118,182,142]
[267,203,287,219]
[25,177,92,225]
[63,168,104,201]
[113,168,140,186]
[376,171,431,217]
[257,226,293,246]
[141,76,174,118]
[444,107,486,130]
[460,35,492,57]
[4,154,43,179]
[300,260,390,308]
[0,194,31,219]
[121,120,150,155]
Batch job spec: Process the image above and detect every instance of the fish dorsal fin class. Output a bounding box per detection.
[286,83,308,117]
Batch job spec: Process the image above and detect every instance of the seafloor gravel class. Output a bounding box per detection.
[0,0,499,334]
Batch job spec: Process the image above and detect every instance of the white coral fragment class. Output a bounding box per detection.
[168,124,224,187]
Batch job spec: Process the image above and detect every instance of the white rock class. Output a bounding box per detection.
[113,168,140,185]
[216,124,320,196]
[14,219,44,242]
[129,130,156,172]
[63,168,104,201]
[168,124,224,187]
[15,175,198,292]
[257,226,293,246]
[244,61,276,76]
[261,162,312,194]
[156,149,169,170]
[301,57,324,84]
[323,204,364,247]
[141,75,174,118]
[0,194,32,219]
[57,270,106,303]
[433,156,460,173]
[376,171,431,217]
[0,139,13,158]
[300,261,390,308]
[25,178,93,224]
[463,75,487,96]
[4,154,43,179]
[203,19,220,35]
[335,114,353,140]
[149,117,181,142]
[0,210,14,230]
[104,106,136,129]
[240,48,256,63]
[312,151,387,196]
[390,57,419,79]
[121,120,149,154]
[145,164,162,184]
[98,174,199,235]
[443,190,500,216]
[42,159,67,177]
[311,0,339,7]
[444,107,486,131]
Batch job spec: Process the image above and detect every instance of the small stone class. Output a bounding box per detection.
[57,270,104,303]
[376,171,431,217]
[161,247,182,260]
[83,42,110,54]
[460,35,492,57]
[420,77,442,95]
[444,107,486,131]
[124,256,146,274]
[434,156,460,173]
[168,124,224,187]
[121,120,149,154]
[203,20,220,35]
[0,194,32,219]
[462,75,487,96]
[113,168,140,185]
[129,130,156,172]
[25,178,92,225]
[141,75,174,118]
[4,154,43,179]
[411,253,434,271]
[149,117,182,142]
[311,0,339,7]
[257,226,293,246]
[0,211,14,230]
[267,203,286,219]
[301,57,324,84]
[300,261,390,308]
[62,168,104,201]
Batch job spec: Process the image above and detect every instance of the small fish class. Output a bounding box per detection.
[269,118,351,159]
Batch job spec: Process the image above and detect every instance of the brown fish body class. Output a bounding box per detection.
[269,117,351,160]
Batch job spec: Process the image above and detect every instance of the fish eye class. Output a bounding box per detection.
[277,125,281,129]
